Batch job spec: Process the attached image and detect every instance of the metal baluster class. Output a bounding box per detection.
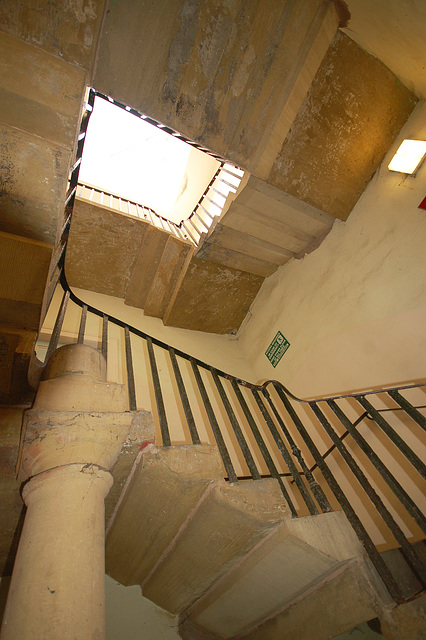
[102,314,108,361]
[230,381,298,516]
[217,177,237,191]
[124,326,137,411]
[186,219,201,242]
[182,222,197,245]
[387,390,426,431]
[305,401,404,603]
[326,402,426,533]
[255,389,319,515]
[272,387,333,513]
[318,400,426,585]
[45,290,70,362]
[211,371,261,480]
[190,359,238,482]
[77,304,87,344]
[147,338,171,446]
[191,209,209,232]
[169,348,200,445]
[199,196,215,220]
[210,186,227,199]
[353,397,426,480]
[167,220,178,237]
[222,166,243,180]
[174,225,185,240]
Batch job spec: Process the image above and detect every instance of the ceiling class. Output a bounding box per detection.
[343,0,426,99]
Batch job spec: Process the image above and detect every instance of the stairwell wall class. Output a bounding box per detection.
[237,101,426,399]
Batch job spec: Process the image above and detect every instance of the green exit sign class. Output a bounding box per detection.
[265,331,290,368]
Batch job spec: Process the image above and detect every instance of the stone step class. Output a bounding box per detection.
[142,478,289,614]
[105,444,223,587]
[187,511,366,639]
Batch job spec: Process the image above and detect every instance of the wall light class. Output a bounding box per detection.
[388,139,426,175]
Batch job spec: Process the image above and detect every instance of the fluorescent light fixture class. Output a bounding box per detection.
[388,139,426,175]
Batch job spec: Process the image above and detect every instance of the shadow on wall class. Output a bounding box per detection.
[332,619,385,639]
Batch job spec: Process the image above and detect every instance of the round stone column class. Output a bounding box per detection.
[0,344,134,640]
[2,464,112,640]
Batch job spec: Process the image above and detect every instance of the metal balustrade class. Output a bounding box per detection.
[75,91,243,247]
[32,87,426,607]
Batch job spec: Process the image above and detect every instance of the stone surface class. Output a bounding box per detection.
[94,0,338,171]
[164,257,264,334]
[0,408,25,577]
[105,410,156,526]
[0,124,69,243]
[19,345,133,479]
[0,0,105,70]
[0,328,37,405]
[0,233,52,331]
[1,464,112,640]
[380,594,426,640]
[66,200,149,297]
[143,478,288,614]
[0,31,86,149]
[268,31,417,220]
[106,444,223,587]
[239,560,393,640]
[189,511,365,638]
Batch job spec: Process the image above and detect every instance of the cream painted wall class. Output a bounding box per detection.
[105,575,181,640]
[71,288,256,382]
[238,100,426,399]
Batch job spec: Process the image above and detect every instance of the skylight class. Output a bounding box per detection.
[79,96,220,224]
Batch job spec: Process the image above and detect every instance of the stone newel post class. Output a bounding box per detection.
[1,344,133,640]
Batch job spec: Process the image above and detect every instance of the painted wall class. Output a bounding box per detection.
[238,101,426,399]
[105,575,181,640]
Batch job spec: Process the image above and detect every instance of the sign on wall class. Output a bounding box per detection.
[265,331,290,368]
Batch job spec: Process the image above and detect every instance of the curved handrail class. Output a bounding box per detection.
[54,269,424,406]
[32,87,426,606]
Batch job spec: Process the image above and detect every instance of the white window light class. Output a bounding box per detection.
[388,139,426,175]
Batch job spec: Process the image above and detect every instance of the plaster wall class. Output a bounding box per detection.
[105,575,181,640]
[238,100,426,399]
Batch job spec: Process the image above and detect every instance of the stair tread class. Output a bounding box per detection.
[143,478,287,614]
[106,445,223,587]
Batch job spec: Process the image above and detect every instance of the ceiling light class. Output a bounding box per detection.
[388,139,426,175]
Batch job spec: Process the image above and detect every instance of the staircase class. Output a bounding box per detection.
[65,163,336,334]
[105,442,375,639]
[30,266,426,639]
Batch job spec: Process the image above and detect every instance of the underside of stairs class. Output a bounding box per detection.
[65,173,337,335]
[105,439,405,640]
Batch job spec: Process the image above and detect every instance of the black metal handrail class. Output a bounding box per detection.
[33,88,426,607]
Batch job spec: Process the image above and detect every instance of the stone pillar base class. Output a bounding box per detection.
[1,464,112,640]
